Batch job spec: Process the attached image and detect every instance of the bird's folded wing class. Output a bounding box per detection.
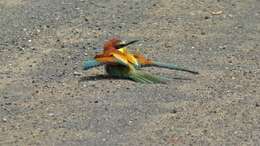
[111,52,131,66]
[118,48,139,66]
[95,53,129,66]
[126,54,139,67]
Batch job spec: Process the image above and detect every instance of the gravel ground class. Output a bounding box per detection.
[0,0,259,145]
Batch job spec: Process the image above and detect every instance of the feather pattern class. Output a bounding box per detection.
[83,59,102,70]
[151,61,199,74]
[105,64,167,84]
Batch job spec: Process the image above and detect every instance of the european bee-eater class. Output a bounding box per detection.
[84,38,198,74]
[83,38,198,83]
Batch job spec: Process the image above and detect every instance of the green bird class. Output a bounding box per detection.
[83,38,199,83]
[105,64,168,84]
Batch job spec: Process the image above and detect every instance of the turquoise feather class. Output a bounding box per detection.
[149,61,199,74]
[83,59,102,70]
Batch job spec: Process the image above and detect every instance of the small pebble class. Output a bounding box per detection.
[228,14,233,18]
[48,113,55,117]
[73,71,81,76]
[2,118,7,122]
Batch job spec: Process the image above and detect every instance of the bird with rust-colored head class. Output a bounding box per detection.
[83,37,167,83]
[85,37,140,69]
[82,37,199,83]
[84,38,199,74]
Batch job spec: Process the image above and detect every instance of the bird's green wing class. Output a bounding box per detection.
[105,64,168,84]
[129,70,168,84]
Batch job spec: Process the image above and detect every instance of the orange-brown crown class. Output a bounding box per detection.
[103,38,121,50]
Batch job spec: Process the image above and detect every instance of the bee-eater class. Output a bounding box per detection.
[84,38,198,74]
[83,38,168,83]
[82,38,198,83]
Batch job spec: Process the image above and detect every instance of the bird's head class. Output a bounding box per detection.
[104,37,139,50]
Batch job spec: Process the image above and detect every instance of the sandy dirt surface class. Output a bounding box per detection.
[0,0,260,145]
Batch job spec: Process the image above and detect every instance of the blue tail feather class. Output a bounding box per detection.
[83,59,102,70]
[152,61,199,74]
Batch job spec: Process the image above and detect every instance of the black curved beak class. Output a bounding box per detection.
[116,40,139,49]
